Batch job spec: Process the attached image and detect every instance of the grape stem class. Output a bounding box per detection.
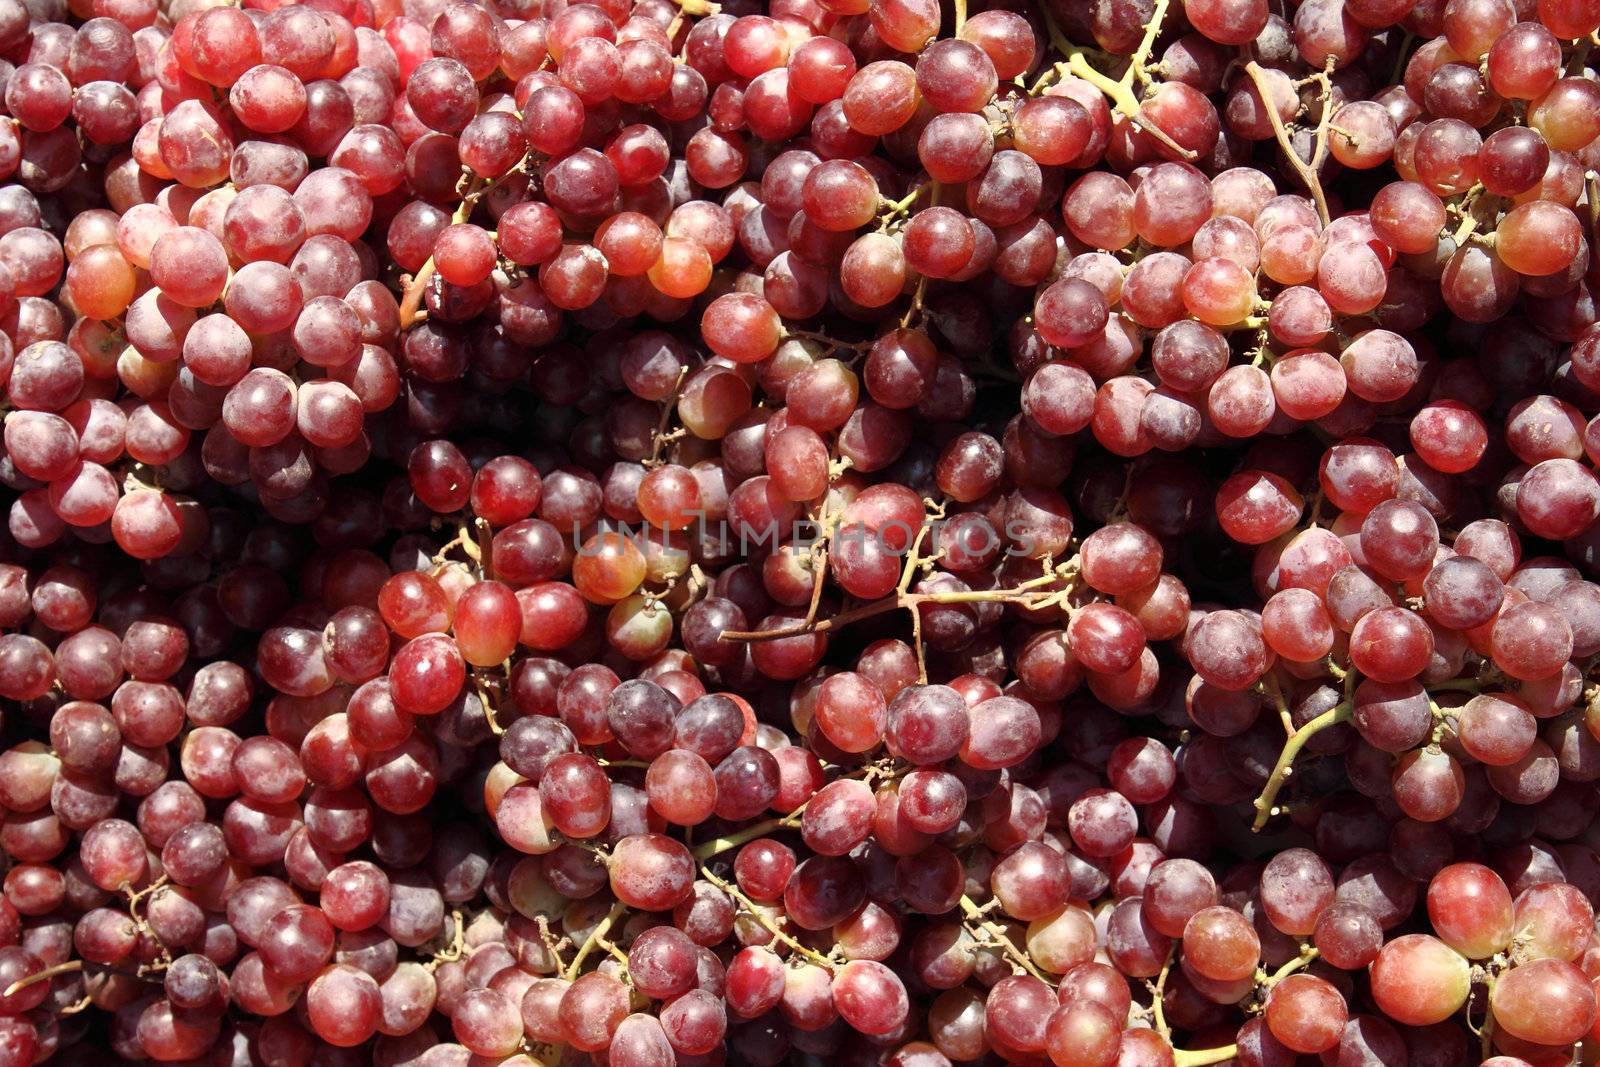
[565,900,628,980]
[666,0,719,37]
[1052,0,1200,162]
[958,894,1052,983]
[1478,986,1496,1059]
[1568,34,1592,76]
[1586,173,1599,250]
[691,806,807,861]
[472,670,505,735]
[534,914,573,968]
[125,877,173,968]
[1451,186,1499,245]
[1389,30,1416,85]
[878,183,932,228]
[719,570,1066,642]
[953,0,967,35]
[2,959,82,998]
[1123,0,1167,88]
[898,512,938,683]
[644,366,691,468]
[720,520,1075,701]
[1251,699,1353,830]
[1027,19,1113,95]
[803,540,829,627]
[1257,945,1319,988]
[1064,55,1196,162]
[784,328,871,353]
[699,867,843,968]
[689,761,901,860]
[1429,699,1457,745]
[1149,947,1174,1036]
[900,265,931,329]
[800,500,837,629]
[594,935,630,969]
[898,187,941,329]
[474,515,494,574]
[427,514,488,574]
[399,174,489,330]
[425,910,467,970]
[1243,59,1335,228]
[1173,1046,1242,1067]
[1040,4,1076,61]
[1258,672,1294,735]
[721,556,1070,721]
[1036,0,1196,159]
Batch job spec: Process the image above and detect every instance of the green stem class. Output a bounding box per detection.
[1046,0,1195,160]
[1150,948,1174,1037]
[1243,61,1333,227]
[701,868,839,968]
[1389,30,1416,85]
[1063,53,1194,160]
[691,760,906,861]
[1122,0,1168,87]
[877,182,931,226]
[564,901,626,980]
[1066,52,1140,115]
[1041,3,1075,57]
[691,809,804,862]
[1252,701,1352,830]
[1174,1047,1241,1067]
[1259,946,1319,987]
[400,174,486,328]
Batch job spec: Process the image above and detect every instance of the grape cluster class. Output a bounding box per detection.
[0,0,1597,1060]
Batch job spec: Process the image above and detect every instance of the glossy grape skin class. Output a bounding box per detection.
[306,963,382,1047]
[1490,600,1574,680]
[1314,901,1382,970]
[886,685,970,765]
[1369,935,1471,1024]
[609,834,695,911]
[813,672,888,753]
[1265,973,1347,1053]
[1425,863,1514,960]
[1185,610,1269,691]
[833,959,911,1036]
[259,904,335,983]
[1490,958,1596,1045]
[1216,471,1304,545]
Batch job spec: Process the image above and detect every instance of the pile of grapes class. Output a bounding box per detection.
[1,0,1600,1060]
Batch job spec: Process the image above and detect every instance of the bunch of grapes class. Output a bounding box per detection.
[0,0,1597,1059]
